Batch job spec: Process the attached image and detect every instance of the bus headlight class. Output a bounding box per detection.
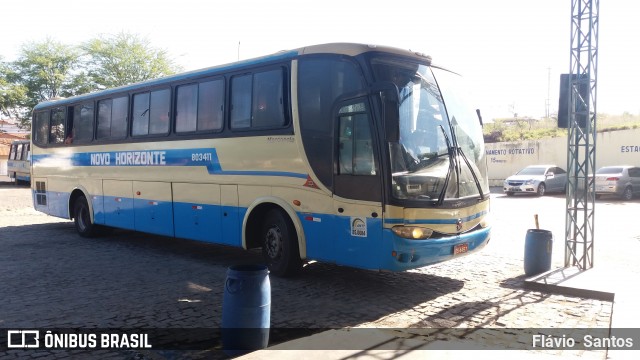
[392,226,434,240]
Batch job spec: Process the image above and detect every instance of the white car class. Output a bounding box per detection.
[594,166,640,200]
[503,165,567,196]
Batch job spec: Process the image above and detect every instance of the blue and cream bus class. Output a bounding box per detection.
[30,43,491,276]
[7,139,31,184]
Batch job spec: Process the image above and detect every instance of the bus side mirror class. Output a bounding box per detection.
[476,109,483,127]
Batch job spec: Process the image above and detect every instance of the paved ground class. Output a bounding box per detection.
[0,176,638,359]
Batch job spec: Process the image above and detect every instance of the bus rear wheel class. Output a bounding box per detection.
[261,209,302,277]
[73,195,99,238]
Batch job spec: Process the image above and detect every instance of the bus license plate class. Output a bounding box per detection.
[454,243,468,255]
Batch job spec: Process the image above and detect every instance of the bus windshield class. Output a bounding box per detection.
[371,58,489,202]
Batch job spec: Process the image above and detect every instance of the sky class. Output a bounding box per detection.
[2,0,639,120]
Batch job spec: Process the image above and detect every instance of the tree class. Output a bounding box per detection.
[3,39,83,128]
[0,57,28,121]
[83,32,182,89]
[1,34,182,129]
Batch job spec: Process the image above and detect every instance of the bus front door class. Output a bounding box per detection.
[332,97,384,269]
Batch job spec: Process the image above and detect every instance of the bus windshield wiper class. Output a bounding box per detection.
[457,144,485,201]
[437,124,456,205]
[449,117,485,201]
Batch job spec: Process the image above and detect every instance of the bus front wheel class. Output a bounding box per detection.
[261,209,302,277]
[73,195,99,238]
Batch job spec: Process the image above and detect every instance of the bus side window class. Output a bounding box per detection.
[65,106,74,144]
[97,99,113,139]
[132,92,151,136]
[133,89,170,136]
[176,83,198,133]
[73,101,95,143]
[230,68,286,130]
[34,111,50,145]
[252,69,285,128]
[13,144,24,160]
[98,96,129,139]
[9,144,16,160]
[49,107,66,144]
[230,75,252,129]
[149,89,170,135]
[111,96,129,138]
[198,80,224,131]
[176,80,225,133]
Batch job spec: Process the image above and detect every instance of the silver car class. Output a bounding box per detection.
[594,166,640,200]
[503,165,567,196]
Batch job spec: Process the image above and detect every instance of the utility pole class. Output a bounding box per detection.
[546,67,551,119]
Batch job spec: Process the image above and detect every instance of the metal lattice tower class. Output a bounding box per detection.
[565,0,599,270]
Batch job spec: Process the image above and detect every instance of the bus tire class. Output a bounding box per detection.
[73,195,99,238]
[261,209,302,277]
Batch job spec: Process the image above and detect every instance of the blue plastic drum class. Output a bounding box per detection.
[222,264,271,355]
[524,229,553,276]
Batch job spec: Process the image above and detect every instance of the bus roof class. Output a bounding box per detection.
[33,43,433,110]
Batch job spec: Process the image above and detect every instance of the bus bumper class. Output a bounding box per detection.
[381,226,491,271]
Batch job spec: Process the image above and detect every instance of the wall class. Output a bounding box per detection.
[485,128,640,186]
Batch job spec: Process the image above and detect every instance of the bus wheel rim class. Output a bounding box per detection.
[265,226,282,259]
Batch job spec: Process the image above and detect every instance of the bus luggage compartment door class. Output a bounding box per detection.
[103,180,135,230]
[133,181,174,237]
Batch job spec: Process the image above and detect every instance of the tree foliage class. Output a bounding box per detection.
[1,39,81,128]
[83,32,182,89]
[13,38,82,104]
[0,57,28,121]
[0,33,181,129]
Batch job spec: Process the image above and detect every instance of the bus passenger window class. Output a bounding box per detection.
[9,144,17,160]
[253,69,285,128]
[15,144,23,160]
[133,93,150,136]
[34,111,50,145]
[149,89,170,135]
[96,96,128,139]
[231,69,286,130]
[230,75,252,129]
[49,107,66,144]
[176,84,198,132]
[97,99,113,139]
[176,80,224,133]
[111,96,128,138]
[65,106,74,144]
[73,102,94,142]
[198,80,224,131]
